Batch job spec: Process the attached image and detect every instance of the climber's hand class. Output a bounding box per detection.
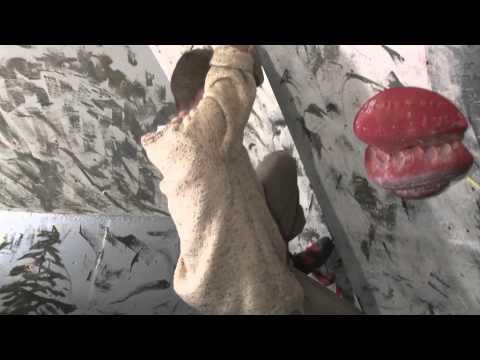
[228,45,264,87]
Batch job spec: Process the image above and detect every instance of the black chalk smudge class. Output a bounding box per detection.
[382,242,393,262]
[279,69,299,91]
[326,102,340,115]
[127,47,138,66]
[381,45,405,63]
[109,280,170,305]
[6,57,43,80]
[345,71,386,90]
[297,116,311,139]
[245,122,268,149]
[368,224,376,244]
[361,240,370,261]
[323,46,340,62]
[147,230,175,238]
[296,45,325,74]
[79,226,98,253]
[0,239,11,251]
[427,281,449,299]
[401,199,411,221]
[296,116,323,158]
[145,71,155,87]
[310,133,324,159]
[94,269,124,291]
[361,224,376,262]
[429,273,451,289]
[475,198,480,232]
[351,174,397,230]
[382,271,411,284]
[352,174,378,212]
[335,173,343,190]
[304,103,327,118]
[386,71,405,88]
[129,249,142,273]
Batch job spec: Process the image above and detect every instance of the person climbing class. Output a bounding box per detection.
[141,45,360,315]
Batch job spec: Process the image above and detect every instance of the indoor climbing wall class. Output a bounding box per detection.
[0,45,341,314]
[0,45,186,314]
[3,45,480,315]
[259,45,480,314]
[0,211,196,314]
[0,45,175,215]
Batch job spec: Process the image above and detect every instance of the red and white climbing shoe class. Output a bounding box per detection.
[291,237,334,275]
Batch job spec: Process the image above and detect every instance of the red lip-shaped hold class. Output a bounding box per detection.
[354,87,468,154]
[365,142,473,190]
[353,87,474,199]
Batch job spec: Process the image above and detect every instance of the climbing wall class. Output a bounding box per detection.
[0,45,175,215]
[0,45,339,314]
[0,46,185,314]
[0,210,196,314]
[259,45,480,314]
[3,45,479,314]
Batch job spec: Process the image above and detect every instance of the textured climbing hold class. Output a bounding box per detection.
[354,87,473,199]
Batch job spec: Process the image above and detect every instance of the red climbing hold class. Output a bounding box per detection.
[354,87,468,153]
[354,87,473,199]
